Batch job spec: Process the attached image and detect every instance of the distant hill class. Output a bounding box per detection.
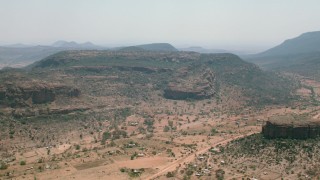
[0,41,106,69]
[179,46,228,54]
[118,46,146,52]
[245,31,320,80]
[0,42,179,69]
[52,41,103,49]
[135,43,178,52]
[259,31,320,57]
[112,43,178,52]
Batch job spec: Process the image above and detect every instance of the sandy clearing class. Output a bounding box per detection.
[115,156,170,169]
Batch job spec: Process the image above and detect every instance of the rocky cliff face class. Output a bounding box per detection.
[164,68,217,100]
[0,81,80,107]
[11,106,90,118]
[262,120,320,139]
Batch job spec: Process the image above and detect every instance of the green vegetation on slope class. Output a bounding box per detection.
[29,50,298,106]
[222,134,320,178]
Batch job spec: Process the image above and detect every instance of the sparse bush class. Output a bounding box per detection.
[163,125,170,132]
[20,160,26,166]
[75,144,80,150]
[166,171,175,178]
[215,169,225,180]
[211,128,218,135]
[186,170,193,176]
[0,162,8,170]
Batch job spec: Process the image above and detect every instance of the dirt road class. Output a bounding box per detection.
[146,132,257,180]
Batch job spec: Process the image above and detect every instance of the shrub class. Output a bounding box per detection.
[215,169,225,180]
[75,144,80,150]
[166,171,175,178]
[20,160,26,166]
[211,128,218,135]
[163,125,170,132]
[186,170,193,176]
[0,162,8,170]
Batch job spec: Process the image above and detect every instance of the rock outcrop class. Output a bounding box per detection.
[0,81,80,107]
[164,68,217,100]
[164,83,212,100]
[262,117,320,139]
[11,106,90,118]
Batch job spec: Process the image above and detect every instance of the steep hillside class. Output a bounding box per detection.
[260,31,320,57]
[245,31,320,80]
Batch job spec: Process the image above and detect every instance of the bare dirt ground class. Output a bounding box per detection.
[302,78,320,101]
[1,75,320,179]
[146,132,257,180]
[2,103,317,180]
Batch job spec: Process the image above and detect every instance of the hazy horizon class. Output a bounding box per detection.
[1,0,320,53]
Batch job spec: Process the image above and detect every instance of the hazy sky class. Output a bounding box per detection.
[1,0,320,52]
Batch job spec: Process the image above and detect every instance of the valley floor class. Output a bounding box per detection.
[1,74,320,180]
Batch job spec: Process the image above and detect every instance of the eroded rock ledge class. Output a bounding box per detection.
[0,81,80,107]
[262,117,320,139]
[163,68,217,100]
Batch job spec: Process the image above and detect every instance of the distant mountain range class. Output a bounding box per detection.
[245,31,320,80]
[51,40,104,49]
[4,31,320,78]
[0,42,178,69]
